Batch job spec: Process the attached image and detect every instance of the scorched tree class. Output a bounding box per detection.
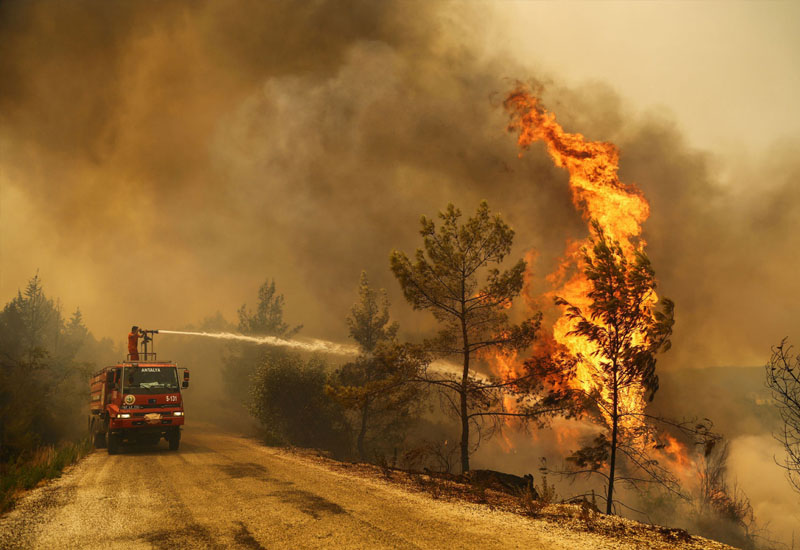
[557,221,675,514]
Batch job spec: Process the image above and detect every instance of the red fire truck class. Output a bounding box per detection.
[89,330,189,454]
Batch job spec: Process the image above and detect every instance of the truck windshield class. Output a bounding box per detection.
[123,366,179,394]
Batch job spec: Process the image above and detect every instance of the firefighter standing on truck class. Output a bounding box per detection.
[128,325,142,360]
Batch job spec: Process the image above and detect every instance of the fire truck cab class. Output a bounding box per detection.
[89,331,189,454]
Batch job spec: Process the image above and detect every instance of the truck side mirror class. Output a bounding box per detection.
[182,369,190,389]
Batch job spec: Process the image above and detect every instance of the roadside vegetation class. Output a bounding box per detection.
[326,271,425,462]
[0,437,92,512]
[0,274,116,511]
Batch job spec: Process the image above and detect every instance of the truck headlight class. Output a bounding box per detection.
[118,413,131,419]
[173,411,184,416]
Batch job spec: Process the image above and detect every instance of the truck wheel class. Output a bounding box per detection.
[168,430,180,451]
[94,431,107,449]
[107,433,121,455]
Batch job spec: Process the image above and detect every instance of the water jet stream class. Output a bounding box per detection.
[158,330,474,377]
[157,330,359,356]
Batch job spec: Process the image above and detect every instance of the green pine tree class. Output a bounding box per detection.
[390,201,539,473]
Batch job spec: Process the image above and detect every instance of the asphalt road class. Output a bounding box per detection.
[0,426,649,550]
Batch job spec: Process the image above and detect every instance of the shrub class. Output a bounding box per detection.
[249,353,350,457]
[0,437,92,512]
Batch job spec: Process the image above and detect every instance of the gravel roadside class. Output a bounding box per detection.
[0,426,735,550]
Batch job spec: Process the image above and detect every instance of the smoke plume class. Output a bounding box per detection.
[2,1,799,543]
[2,1,796,370]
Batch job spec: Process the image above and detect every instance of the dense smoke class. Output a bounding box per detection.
[2,0,799,544]
[2,1,797,370]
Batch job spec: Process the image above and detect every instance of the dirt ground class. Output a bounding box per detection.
[0,425,735,550]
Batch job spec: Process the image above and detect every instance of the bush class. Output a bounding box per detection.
[249,353,350,457]
[0,437,92,512]
[0,274,107,462]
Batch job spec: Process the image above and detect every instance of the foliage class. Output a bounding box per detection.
[346,271,398,353]
[535,469,558,505]
[556,221,675,514]
[249,353,349,456]
[327,272,423,461]
[694,440,756,549]
[0,437,92,513]
[765,338,800,494]
[329,346,425,461]
[518,337,586,424]
[237,280,302,337]
[401,438,460,474]
[390,201,540,473]
[519,485,545,517]
[0,274,107,462]
[635,439,759,550]
[222,279,301,405]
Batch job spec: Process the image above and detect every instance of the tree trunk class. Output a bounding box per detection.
[606,364,619,515]
[459,380,469,474]
[357,396,370,462]
[460,319,470,474]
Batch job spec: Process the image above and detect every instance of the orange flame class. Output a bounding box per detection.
[484,90,688,471]
[481,344,522,448]
[502,88,657,433]
[662,435,691,470]
[504,92,649,246]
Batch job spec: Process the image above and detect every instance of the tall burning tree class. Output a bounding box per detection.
[504,88,678,513]
[556,222,674,514]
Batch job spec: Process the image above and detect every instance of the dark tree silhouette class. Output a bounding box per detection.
[249,353,349,456]
[222,279,301,404]
[0,274,102,460]
[765,338,800,494]
[326,272,423,461]
[390,201,539,473]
